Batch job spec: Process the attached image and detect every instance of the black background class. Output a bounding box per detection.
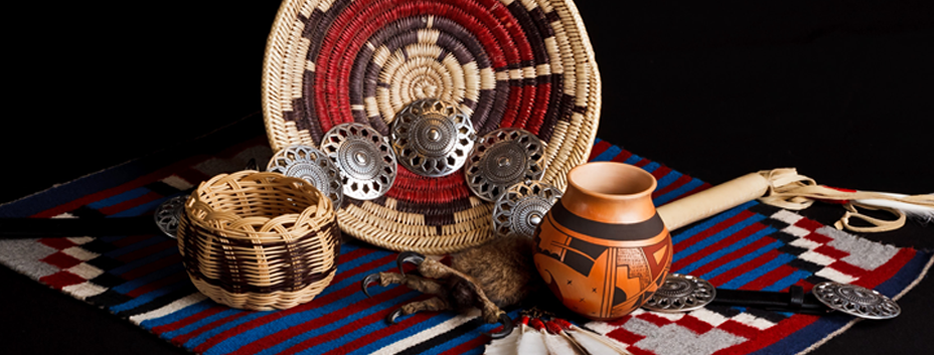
[3,1,932,354]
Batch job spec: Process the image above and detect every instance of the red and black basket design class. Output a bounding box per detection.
[262,0,601,254]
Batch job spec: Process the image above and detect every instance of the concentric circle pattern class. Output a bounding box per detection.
[466,127,544,202]
[643,273,716,313]
[321,122,398,200]
[266,145,344,208]
[391,98,475,177]
[492,180,561,238]
[263,0,601,253]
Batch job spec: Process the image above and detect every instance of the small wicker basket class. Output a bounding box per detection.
[177,171,340,310]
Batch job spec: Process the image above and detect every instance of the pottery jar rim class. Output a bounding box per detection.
[567,162,657,200]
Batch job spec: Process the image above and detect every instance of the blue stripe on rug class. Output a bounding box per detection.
[679,226,777,275]
[763,270,812,292]
[654,178,706,206]
[110,282,190,313]
[104,236,166,258]
[108,248,178,276]
[591,144,622,162]
[669,202,755,246]
[698,239,783,280]
[201,250,393,354]
[249,289,421,355]
[141,299,216,330]
[673,214,767,263]
[655,170,683,191]
[111,263,185,294]
[720,253,798,290]
[88,188,152,209]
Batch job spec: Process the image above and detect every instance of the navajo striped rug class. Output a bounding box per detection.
[1,118,930,355]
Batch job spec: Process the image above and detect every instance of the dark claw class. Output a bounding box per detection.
[483,313,515,339]
[397,251,425,276]
[361,273,381,298]
[386,308,406,324]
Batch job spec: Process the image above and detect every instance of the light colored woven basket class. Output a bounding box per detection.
[177,171,340,310]
[262,0,601,254]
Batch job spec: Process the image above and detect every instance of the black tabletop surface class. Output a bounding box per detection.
[3,2,931,354]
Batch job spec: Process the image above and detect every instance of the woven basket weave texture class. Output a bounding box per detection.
[178,171,340,310]
[262,0,601,254]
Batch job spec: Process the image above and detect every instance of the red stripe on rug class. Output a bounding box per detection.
[110,234,153,248]
[151,306,226,334]
[813,244,850,260]
[116,239,177,263]
[39,271,86,290]
[31,157,210,218]
[441,334,490,355]
[826,260,870,280]
[690,234,775,277]
[127,272,189,298]
[793,218,825,233]
[651,174,692,199]
[325,307,438,355]
[672,211,757,268]
[714,314,819,355]
[854,248,916,289]
[31,137,267,219]
[740,264,797,291]
[633,158,651,168]
[649,165,672,181]
[589,140,612,161]
[611,149,634,163]
[97,191,163,216]
[286,295,437,355]
[636,312,674,327]
[709,250,782,287]
[191,250,392,353]
[224,286,412,355]
[38,238,77,250]
[672,223,774,275]
[607,325,646,346]
[172,312,245,347]
[121,253,183,280]
[676,315,714,334]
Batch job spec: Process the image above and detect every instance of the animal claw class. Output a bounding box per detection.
[397,251,426,277]
[386,308,406,324]
[483,313,515,339]
[361,273,381,298]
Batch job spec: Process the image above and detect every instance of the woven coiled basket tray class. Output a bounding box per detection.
[178,171,341,310]
[262,0,601,254]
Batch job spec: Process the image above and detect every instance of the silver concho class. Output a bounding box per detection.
[321,123,397,200]
[154,195,187,239]
[391,98,475,177]
[492,180,562,238]
[266,145,344,208]
[643,273,716,313]
[812,282,900,319]
[465,128,545,202]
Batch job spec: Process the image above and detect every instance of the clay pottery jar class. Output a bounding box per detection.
[533,162,672,320]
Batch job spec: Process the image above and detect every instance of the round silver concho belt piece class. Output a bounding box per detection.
[266,144,344,209]
[321,122,397,200]
[465,128,545,202]
[391,98,475,177]
[492,180,562,238]
[154,195,187,239]
[643,273,716,313]
[813,282,900,320]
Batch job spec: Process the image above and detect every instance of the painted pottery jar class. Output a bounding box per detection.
[533,162,672,320]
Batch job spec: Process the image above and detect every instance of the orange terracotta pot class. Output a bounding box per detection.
[533,162,672,320]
